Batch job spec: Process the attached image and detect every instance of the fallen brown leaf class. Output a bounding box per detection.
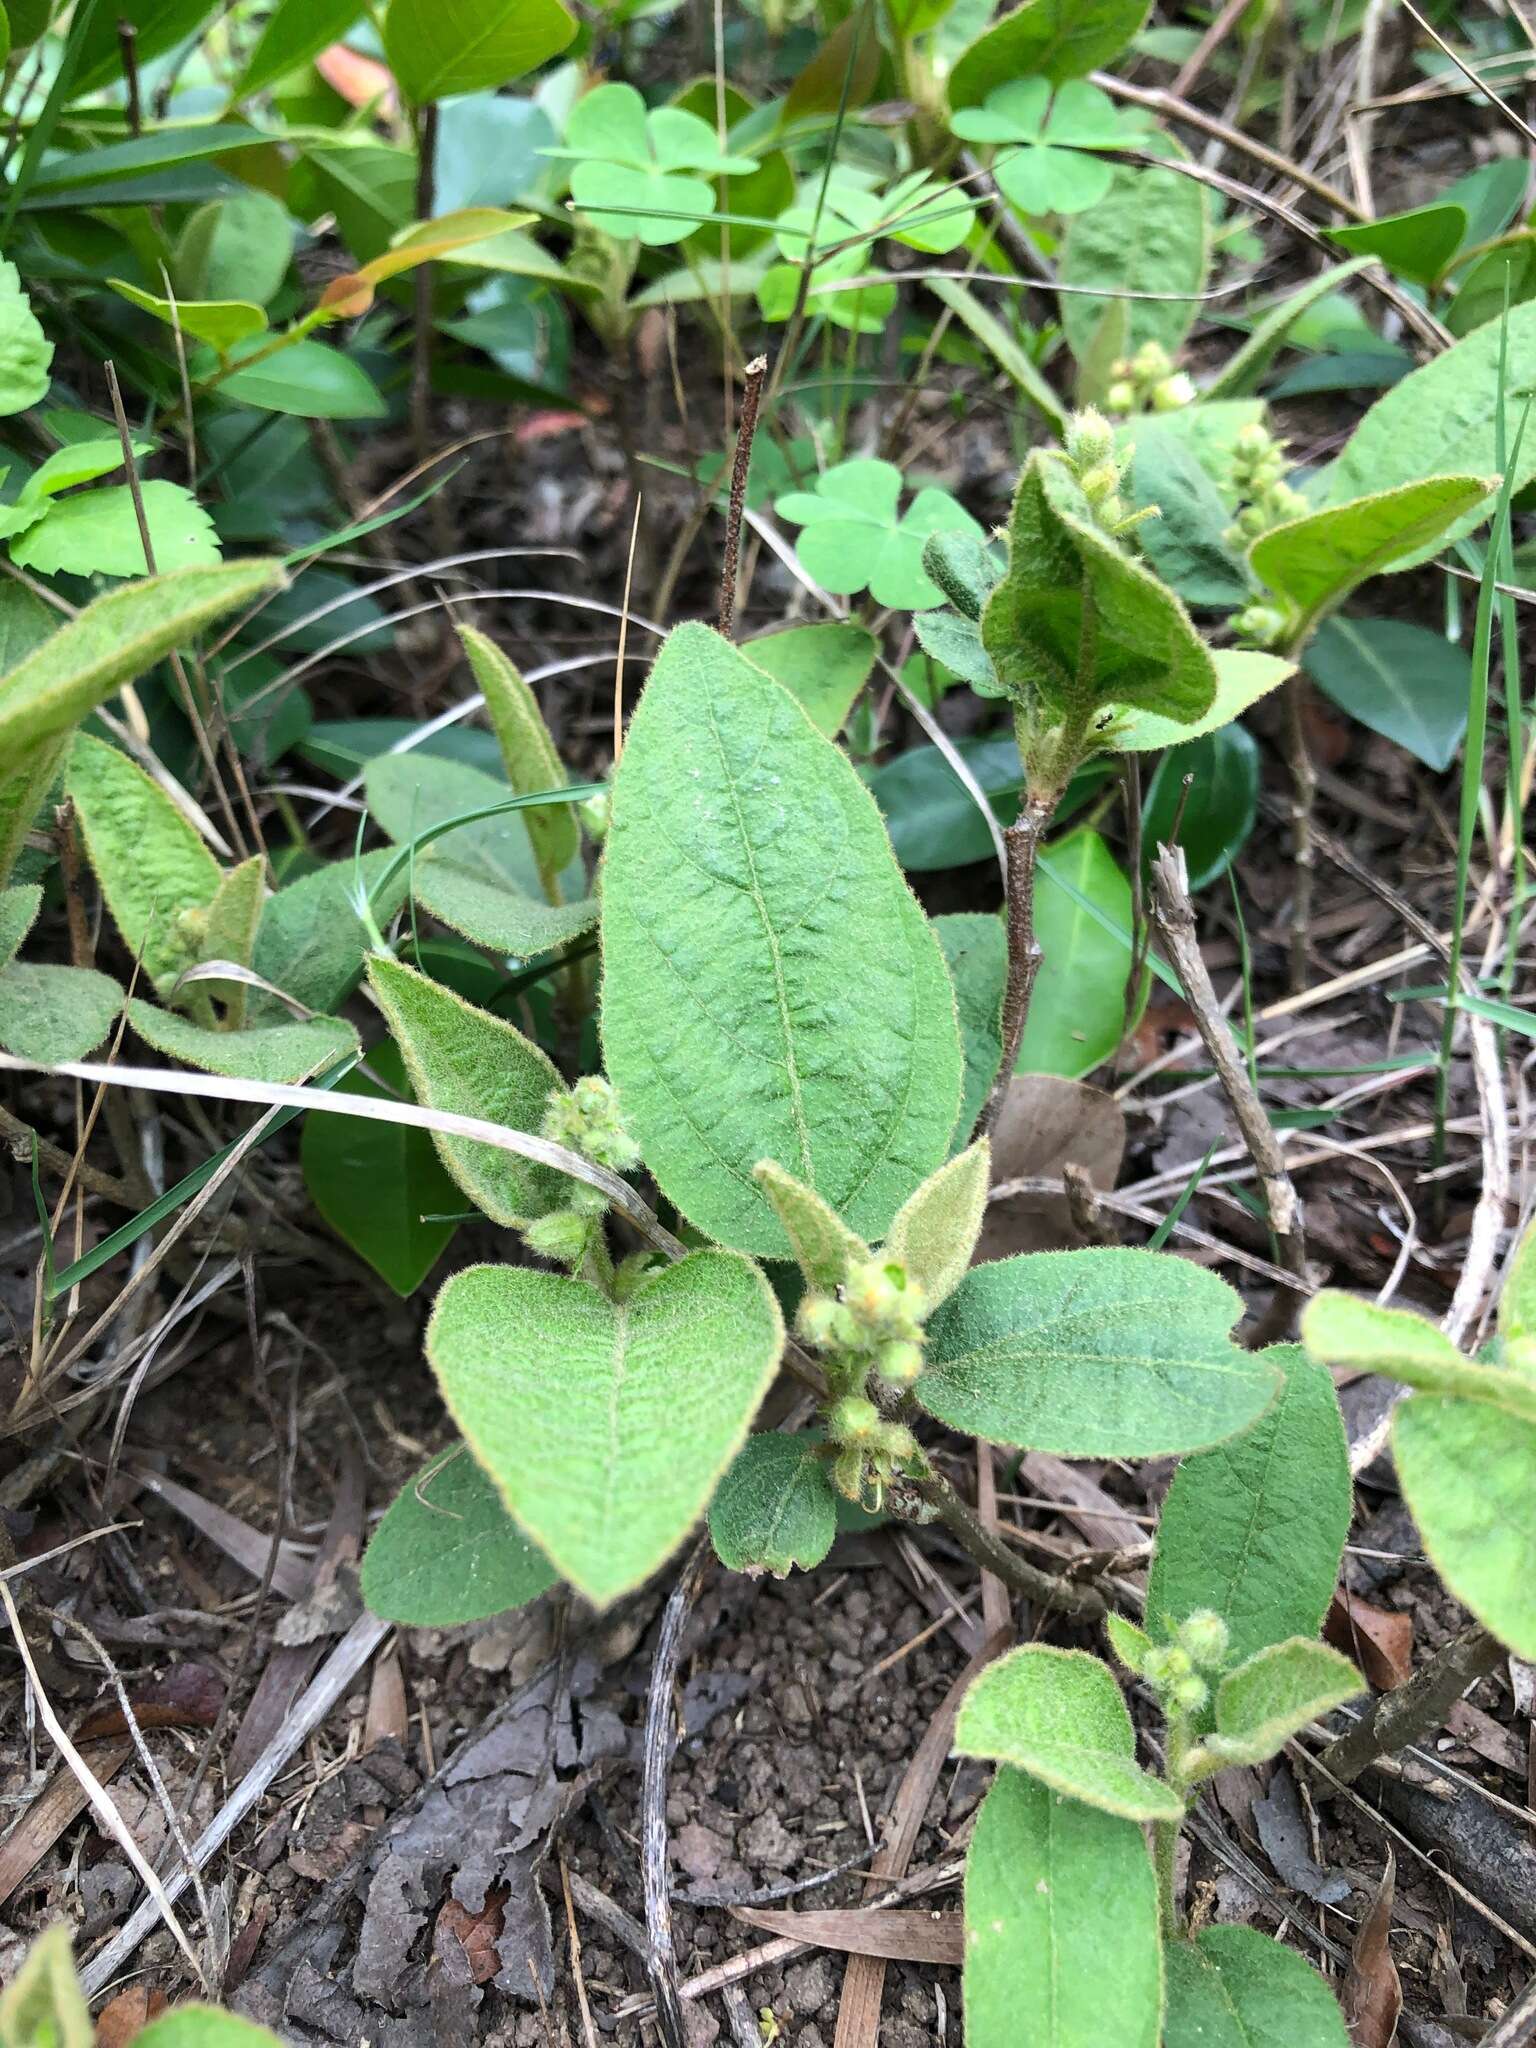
[437,1884,510,1987]
[95,1985,168,2045]
[1327,1589,1414,1691]
[732,1906,962,1966]
[76,1662,224,1744]
[978,1074,1126,1261]
[1344,1852,1401,2048]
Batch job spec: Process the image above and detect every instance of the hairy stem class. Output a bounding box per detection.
[972,793,1052,1139]
[907,1466,1107,1620]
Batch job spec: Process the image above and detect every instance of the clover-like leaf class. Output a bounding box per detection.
[556,83,757,246]
[775,459,984,609]
[953,77,1125,216]
[956,1645,1184,1820]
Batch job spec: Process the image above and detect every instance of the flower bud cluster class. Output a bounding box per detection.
[1059,408,1151,539]
[1105,342,1195,417]
[526,1078,640,1268]
[1222,421,1309,551]
[796,1254,929,1390]
[1143,1609,1231,1717]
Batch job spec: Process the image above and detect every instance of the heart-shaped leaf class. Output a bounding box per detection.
[427,1250,782,1605]
[919,1247,1279,1456]
[956,1645,1184,1819]
[953,78,1124,217]
[557,82,756,245]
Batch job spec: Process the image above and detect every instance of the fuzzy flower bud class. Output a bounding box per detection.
[1176,1609,1231,1671]
[796,1293,839,1349]
[1151,371,1196,412]
[829,1395,880,1445]
[524,1209,591,1266]
[1234,602,1289,649]
[542,1075,641,1172]
[1065,407,1116,471]
[1105,378,1137,414]
[1171,1672,1209,1712]
[875,1338,924,1387]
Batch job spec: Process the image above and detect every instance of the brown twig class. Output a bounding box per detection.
[717,354,768,639]
[973,795,1053,1139]
[1315,1621,1503,1787]
[906,1467,1107,1620]
[641,1537,710,2048]
[118,20,142,135]
[1149,843,1308,1302]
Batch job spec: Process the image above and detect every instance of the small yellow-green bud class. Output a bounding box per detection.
[843,1258,902,1325]
[1131,340,1172,382]
[524,1209,591,1266]
[1105,379,1136,414]
[1066,407,1116,471]
[876,1338,924,1386]
[1151,371,1195,412]
[1234,602,1289,649]
[796,1293,839,1349]
[830,1395,880,1444]
[579,789,611,841]
[1079,460,1122,507]
[1176,1610,1230,1671]
[878,1420,918,1462]
[1171,1673,1209,1713]
[1143,1642,1192,1691]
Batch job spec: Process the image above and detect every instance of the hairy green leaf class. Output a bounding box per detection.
[458,625,577,880]
[427,1251,783,1605]
[982,454,1217,726]
[965,1768,1163,2048]
[934,914,1005,1142]
[0,561,284,758]
[383,0,575,101]
[0,963,121,1063]
[198,855,265,1029]
[1301,1290,1465,1385]
[1249,475,1494,630]
[301,1042,460,1297]
[1061,158,1209,366]
[1163,1926,1349,2048]
[1499,1215,1536,1375]
[366,955,565,1227]
[1128,425,1250,608]
[1201,1639,1362,1767]
[66,735,222,997]
[956,1646,1183,1819]
[883,1141,989,1310]
[360,1449,559,1626]
[364,751,596,957]
[0,883,40,968]
[1147,1350,1349,1697]
[1392,1396,1536,1658]
[0,1924,91,2048]
[252,853,407,1022]
[709,1433,838,1577]
[1106,1611,1153,1674]
[127,999,356,1081]
[135,2008,286,2047]
[920,1248,1278,1456]
[742,622,877,739]
[1326,298,1536,542]
[752,1159,867,1291]
[601,623,962,1257]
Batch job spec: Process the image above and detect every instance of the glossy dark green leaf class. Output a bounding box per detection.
[1141,726,1259,892]
[361,1449,558,1625]
[1304,615,1471,771]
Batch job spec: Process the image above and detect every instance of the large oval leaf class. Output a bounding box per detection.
[601,623,962,1257]
[1392,1394,1536,1658]
[1249,474,1494,624]
[1146,1349,1349,1704]
[965,1768,1162,2048]
[918,1247,1279,1456]
[1164,1926,1349,2048]
[427,1250,783,1605]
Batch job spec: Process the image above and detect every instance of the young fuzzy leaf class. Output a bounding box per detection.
[360,1449,559,1627]
[882,1140,989,1310]
[0,1924,92,2048]
[920,1248,1277,1457]
[752,1159,867,1292]
[1249,475,1495,630]
[198,854,265,1028]
[364,752,597,958]
[1106,1612,1154,1675]
[965,1768,1163,2048]
[981,453,1217,727]
[427,1251,783,1606]
[1327,297,1536,538]
[0,964,122,1063]
[127,1000,356,1082]
[956,1645,1184,1820]
[1392,1396,1536,1658]
[1147,1350,1349,1706]
[0,736,64,891]
[458,625,578,882]
[0,883,40,969]
[601,624,962,1258]
[65,735,223,998]
[1499,1216,1536,1376]
[366,956,566,1228]
[0,561,284,757]
[1163,1926,1350,2048]
[1302,1291,1467,1389]
[1200,1640,1363,1768]
[709,1433,838,1578]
